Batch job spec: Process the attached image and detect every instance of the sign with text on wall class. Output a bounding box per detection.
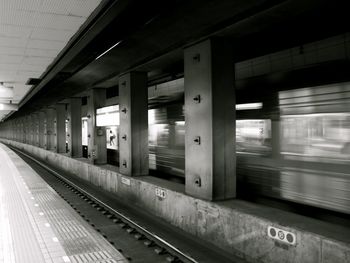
[155,187,166,199]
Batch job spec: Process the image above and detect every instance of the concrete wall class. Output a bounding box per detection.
[2,139,349,263]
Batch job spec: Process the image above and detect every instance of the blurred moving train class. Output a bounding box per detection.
[113,81,350,215]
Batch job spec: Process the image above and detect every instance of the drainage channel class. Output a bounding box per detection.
[11,146,199,263]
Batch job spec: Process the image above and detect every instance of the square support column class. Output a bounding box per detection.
[46,108,57,151]
[26,115,31,144]
[32,113,39,146]
[87,89,107,164]
[118,72,148,176]
[14,120,18,141]
[263,93,280,159]
[38,111,46,148]
[30,114,35,145]
[13,120,17,141]
[184,38,236,200]
[67,98,83,158]
[20,118,24,143]
[55,104,66,153]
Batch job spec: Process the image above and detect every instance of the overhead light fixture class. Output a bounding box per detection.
[95,40,122,60]
[236,102,263,110]
[0,102,18,111]
[0,82,14,99]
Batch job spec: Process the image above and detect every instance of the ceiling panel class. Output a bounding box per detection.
[0,25,32,38]
[0,9,35,27]
[0,55,23,64]
[0,36,27,48]
[25,48,58,58]
[0,47,26,56]
[22,56,53,66]
[0,64,19,71]
[27,39,66,50]
[19,63,48,72]
[4,0,43,11]
[39,0,102,17]
[31,28,74,41]
[0,0,103,120]
[17,70,42,79]
[33,12,86,30]
[68,0,103,17]
[13,84,31,98]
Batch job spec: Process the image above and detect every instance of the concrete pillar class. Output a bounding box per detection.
[13,120,16,141]
[184,38,236,201]
[87,89,107,164]
[46,108,57,151]
[118,72,148,176]
[15,118,19,142]
[17,119,21,142]
[263,93,280,158]
[32,113,39,146]
[20,118,23,143]
[12,120,16,141]
[271,102,280,159]
[30,114,34,144]
[38,111,46,148]
[25,115,31,144]
[25,115,29,143]
[19,118,23,143]
[55,104,66,153]
[31,114,35,145]
[22,117,26,143]
[18,119,21,142]
[67,98,83,158]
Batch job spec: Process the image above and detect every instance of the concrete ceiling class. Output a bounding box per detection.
[6,0,350,120]
[0,0,104,120]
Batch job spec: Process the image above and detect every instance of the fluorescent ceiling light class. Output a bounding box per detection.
[236,102,263,110]
[95,41,122,60]
[0,103,18,111]
[0,83,14,99]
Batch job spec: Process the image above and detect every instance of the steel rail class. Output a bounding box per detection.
[10,146,199,263]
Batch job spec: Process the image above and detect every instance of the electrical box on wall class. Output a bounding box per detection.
[268,226,296,246]
[155,187,166,199]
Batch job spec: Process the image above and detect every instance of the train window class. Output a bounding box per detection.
[236,119,271,155]
[281,113,350,161]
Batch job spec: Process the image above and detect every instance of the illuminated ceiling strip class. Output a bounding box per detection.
[95,41,122,60]
[0,103,18,111]
[236,102,263,110]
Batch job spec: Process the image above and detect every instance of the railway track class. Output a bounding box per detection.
[10,146,202,263]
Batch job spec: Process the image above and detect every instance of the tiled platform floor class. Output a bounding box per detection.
[0,144,127,263]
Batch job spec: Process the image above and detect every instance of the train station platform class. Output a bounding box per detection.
[0,144,127,263]
[1,140,350,263]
